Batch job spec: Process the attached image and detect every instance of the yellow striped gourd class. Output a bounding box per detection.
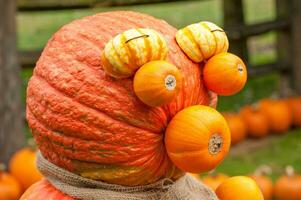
[176,21,229,63]
[102,28,168,79]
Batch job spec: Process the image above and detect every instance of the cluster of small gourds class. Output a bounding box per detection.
[101,22,247,107]
[223,96,301,145]
[0,142,42,200]
[194,165,301,200]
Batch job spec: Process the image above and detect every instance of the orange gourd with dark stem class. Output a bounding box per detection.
[216,176,264,200]
[275,166,301,200]
[259,99,292,133]
[285,97,301,127]
[26,11,217,186]
[203,52,247,96]
[165,105,231,173]
[9,140,43,191]
[133,61,183,107]
[222,112,247,145]
[240,105,270,138]
[20,179,74,200]
[0,164,22,200]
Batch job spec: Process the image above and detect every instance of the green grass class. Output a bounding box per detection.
[216,129,301,181]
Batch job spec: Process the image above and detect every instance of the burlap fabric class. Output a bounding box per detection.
[37,152,218,200]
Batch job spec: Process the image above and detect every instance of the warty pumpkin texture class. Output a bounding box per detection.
[176,21,229,63]
[133,60,182,107]
[26,11,217,186]
[165,105,231,173]
[102,28,168,78]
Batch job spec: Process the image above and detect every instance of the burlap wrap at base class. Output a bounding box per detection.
[37,152,218,200]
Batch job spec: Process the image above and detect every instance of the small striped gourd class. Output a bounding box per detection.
[176,21,229,63]
[102,28,168,78]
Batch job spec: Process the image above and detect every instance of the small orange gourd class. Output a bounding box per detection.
[9,142,43,190]
[176,21,228,63]
[133,60,182,107]
[0,164,22,200]
[259,99,292,133]
[275,166,301,200]
[102,28,168,78]
[216,176,264,200]
[203,52,247,96]
[240,105,270,138]
[222,112,247,145]
[165,105,231,173]
[249,166,274,200]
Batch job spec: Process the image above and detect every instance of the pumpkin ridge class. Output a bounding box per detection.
[33,58,166,133]
[29,111,163,166]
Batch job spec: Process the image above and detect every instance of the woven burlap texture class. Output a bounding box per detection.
[37,152,218,200]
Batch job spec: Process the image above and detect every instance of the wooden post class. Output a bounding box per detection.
[276,0,293,97]
[291,0,301,94]
[0,0,24,164]
[223,0,249,62]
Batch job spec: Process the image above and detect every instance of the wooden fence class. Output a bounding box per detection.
[0,0,301,163]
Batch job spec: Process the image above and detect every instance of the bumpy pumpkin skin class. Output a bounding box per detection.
[26,11,216,186]
[20,179,74,200]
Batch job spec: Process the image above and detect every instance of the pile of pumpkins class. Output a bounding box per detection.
[194,165,301,200]
[0,141,42,200]
[222,97,301,145]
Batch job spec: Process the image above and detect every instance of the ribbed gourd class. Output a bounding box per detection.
[102,28,168,78]
[176,21,229,63]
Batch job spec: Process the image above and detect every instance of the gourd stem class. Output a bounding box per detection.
[0,163,6,172]
[208,134,223,155]
[254,165,272,176]
[126,35,149,43]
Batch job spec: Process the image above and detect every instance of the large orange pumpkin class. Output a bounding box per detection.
[165,105,231,173]
[26,11,216,186]
[285,97,301,127]
[0,164,22,200]
[20,179,74,200]
[9,147,43,190]
[240,105,270,138]
[216,176,264,200]
[222,112,247,145]
[274,166,301,200]
[259,99,292,133]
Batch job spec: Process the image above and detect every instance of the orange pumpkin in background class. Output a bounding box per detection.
[202,173,229,191]
[26,11,217,186]
[0,164,21,200]
[165,105,231,173]
[249,166,274,200]
[240,105,270,138]
[203,52,247,96]
[133,61,183,107]
[222,112,247,145]
[259,99,292,133]
[216,176,264,200]
[20,179,74,200]
[9,146,43,190]
[285,97,301,127]
[274,166,301,200]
